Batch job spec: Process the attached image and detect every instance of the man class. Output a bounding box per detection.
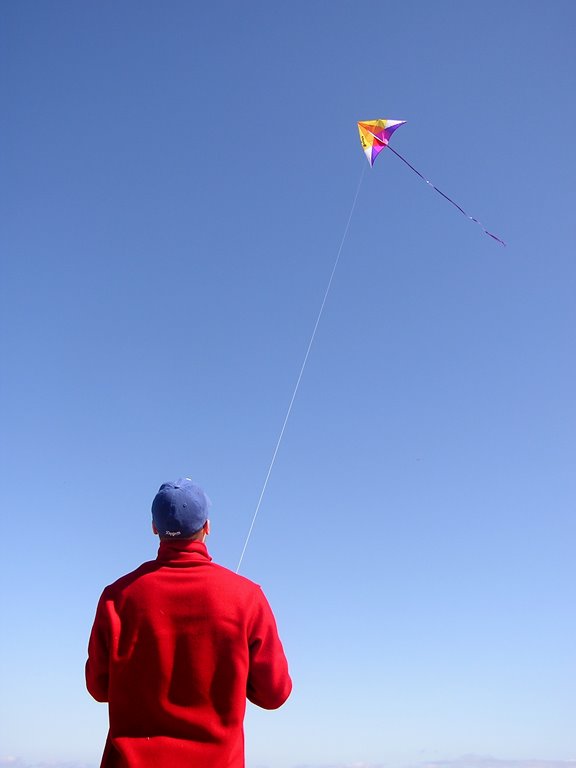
[86,478,291,768]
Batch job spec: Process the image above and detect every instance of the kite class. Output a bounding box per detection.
[358,119,406,166]
[357,118,506,245]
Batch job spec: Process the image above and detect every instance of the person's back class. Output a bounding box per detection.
[86,479,291,768]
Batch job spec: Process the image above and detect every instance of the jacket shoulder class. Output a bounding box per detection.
[206,561,266,597]
[99,559,158,598]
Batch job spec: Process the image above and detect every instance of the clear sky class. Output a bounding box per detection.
[1,2,575,767]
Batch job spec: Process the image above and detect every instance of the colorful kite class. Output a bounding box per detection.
[358,119,407,166]
[357,118,505,245]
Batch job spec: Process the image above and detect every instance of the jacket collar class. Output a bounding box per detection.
[156,539,212,565]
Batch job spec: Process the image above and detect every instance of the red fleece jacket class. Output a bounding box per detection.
[86,540,291,768]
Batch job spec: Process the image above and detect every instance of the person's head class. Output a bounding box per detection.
[151,478,211,541]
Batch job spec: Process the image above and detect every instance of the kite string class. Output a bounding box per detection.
[386,144,506,246]
[236,164,366,573]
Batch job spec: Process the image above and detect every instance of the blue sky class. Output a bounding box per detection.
[1,1,575,766]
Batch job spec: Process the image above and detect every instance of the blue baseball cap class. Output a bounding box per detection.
[151,478,211,538]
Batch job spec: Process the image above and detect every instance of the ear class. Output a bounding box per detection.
[152,520,158,536]
[204,519,211,536]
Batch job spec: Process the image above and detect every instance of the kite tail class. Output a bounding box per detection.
[236,164,366,573]
[386,145,506,246]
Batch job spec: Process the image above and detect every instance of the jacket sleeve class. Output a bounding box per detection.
[246,587,292,710]
[85,591,111,702]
